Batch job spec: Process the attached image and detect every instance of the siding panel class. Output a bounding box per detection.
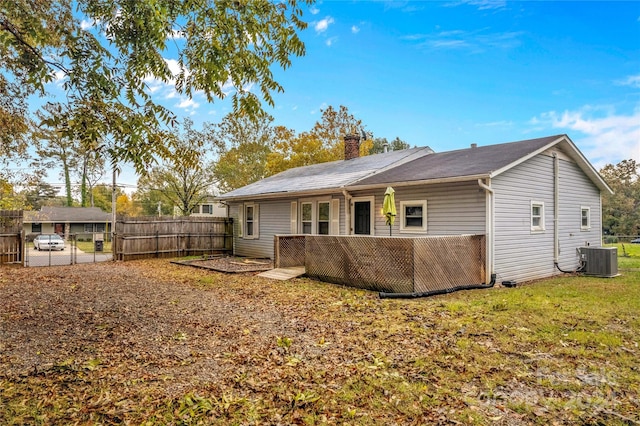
[493,153,603,284]
[493,154,556,283]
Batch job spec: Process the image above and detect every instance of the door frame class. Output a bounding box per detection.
[350,196,375,236]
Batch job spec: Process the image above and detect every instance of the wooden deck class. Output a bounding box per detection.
[257,266,305,281]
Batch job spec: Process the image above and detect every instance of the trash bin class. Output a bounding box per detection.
[94,240,104,252]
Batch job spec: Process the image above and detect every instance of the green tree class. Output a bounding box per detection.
[1,0,310,172]
[35,127,79,207]
[368,136,410,155]
[0,178,26,209]
[265,105,370,176]
[211,111,274,192]
[21,181,59,210]
[137,120,215,216]
[91,184,124,213]
[600,159,640,236]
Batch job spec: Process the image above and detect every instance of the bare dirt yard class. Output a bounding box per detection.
[1,259,638,425]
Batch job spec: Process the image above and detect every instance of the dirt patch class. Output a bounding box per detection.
[172,255,273,273]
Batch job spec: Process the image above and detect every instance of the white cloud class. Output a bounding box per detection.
[410,29,523,52]
[315,17,334,33]
[309,6,320,15]
[176,98,200,110]
[326,37,338,47]
[531,107,640,168]
[80,19,95,30]
[53,70,66,82]
[616,74,640,88]
[445,0,507,10]
[169,29,184,39]
[351,25,360,34]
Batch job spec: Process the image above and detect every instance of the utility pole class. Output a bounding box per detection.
[157,201,162,217]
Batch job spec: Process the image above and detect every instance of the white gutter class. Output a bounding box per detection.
[344,173,490,193]
[342,189,352,235]
[553,152,559,263]
[477,178,494,283]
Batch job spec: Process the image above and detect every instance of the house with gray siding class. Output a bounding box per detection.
[23,207,112,240]
[217,134,612,285]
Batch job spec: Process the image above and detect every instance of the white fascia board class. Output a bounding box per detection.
[488,136,566,180]
[216,188,346,203]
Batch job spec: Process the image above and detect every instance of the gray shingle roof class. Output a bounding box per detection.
[24,207,111,223]
[218,146,434,199]
[218,134,612,199]
[353,135,563,187]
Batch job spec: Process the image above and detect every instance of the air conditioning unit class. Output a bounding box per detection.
[580,247,618,278]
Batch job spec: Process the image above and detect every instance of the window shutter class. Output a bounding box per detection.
[330,199,340,235]
[290,202,297,234]
[238,204,244,238]
[254,204,260,239]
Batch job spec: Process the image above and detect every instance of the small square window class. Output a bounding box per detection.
[400,200,427,232]
[202,204,213,214]
[531,201,545,232]
[32,223,42,233]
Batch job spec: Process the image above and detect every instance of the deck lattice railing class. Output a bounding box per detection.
[275,234,485,294]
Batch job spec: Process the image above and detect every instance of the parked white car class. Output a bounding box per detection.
[33,234,65,251]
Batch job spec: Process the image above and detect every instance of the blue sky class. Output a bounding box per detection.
[41,1,640,190]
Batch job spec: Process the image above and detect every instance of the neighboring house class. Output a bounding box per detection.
[217,134,612,285]
[191,198,228,217]
[24,207,112,240]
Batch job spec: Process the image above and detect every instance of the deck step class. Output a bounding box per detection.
[257,266,305,281]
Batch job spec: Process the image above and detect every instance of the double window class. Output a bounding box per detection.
[296,199,336,235]
[301,201,331,235]
[400,200,427,233]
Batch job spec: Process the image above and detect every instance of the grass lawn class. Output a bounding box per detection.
[0,257,638,425]
[75,240,112,253]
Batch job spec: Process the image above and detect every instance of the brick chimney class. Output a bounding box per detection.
[344,134,361,160]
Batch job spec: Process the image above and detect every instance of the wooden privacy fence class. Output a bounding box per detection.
[114,216,233,261]
[0,210,23,264]
[275,234,485,294]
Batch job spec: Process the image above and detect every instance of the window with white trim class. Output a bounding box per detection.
[400,200,427,232]
[318,201,330,235]
[531,201,545,232]
[201,204,213,214]
[301,202,313,234]
[32,223,42,233]
[581,206,590,230]
[243,203,258,238]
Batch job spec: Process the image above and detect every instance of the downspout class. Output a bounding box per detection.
[553,152,559,264]
[342,189,352,235]
[477,178,494,283]
[380,179,497,299]
[552,153,584,273]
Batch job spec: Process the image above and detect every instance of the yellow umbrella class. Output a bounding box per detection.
[383,186,396,236]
